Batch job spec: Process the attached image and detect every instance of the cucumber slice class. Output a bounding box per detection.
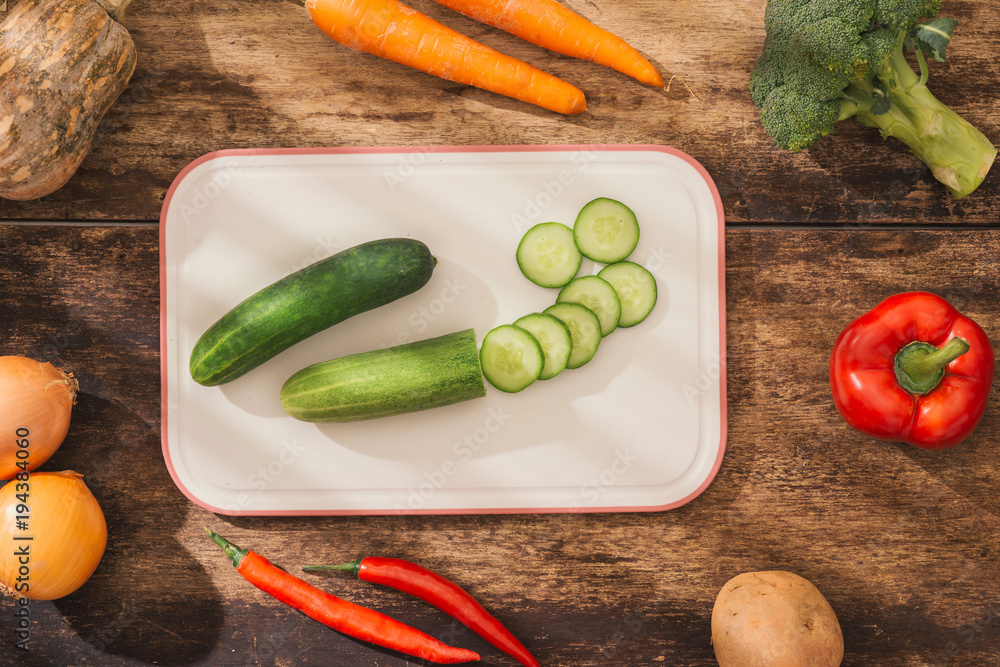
[556,275,621,337]
[479,324,544,393]
[516,222,582,288]
[513,313,573,380]
[543,302,602,369]
[598,261,658,327]
[573,197,640,263]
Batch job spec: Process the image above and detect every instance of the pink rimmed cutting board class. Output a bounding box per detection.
[160,144,726,515]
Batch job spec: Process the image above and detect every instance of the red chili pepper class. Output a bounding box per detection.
[303,557,540,667]
[830,291,994,449]
[204,529,479,664]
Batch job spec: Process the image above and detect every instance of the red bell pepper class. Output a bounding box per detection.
[830,291,994,449]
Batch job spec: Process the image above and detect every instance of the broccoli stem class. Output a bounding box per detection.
[843,31,996,199]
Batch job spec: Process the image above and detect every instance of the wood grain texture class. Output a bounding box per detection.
[2,225,999,665]
[0,0,998,220]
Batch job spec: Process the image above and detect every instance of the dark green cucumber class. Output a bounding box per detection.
[190,238,436,386]
[279,329,486,422]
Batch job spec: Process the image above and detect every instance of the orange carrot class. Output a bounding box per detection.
[432,0,664,87]
[303,0,587,114]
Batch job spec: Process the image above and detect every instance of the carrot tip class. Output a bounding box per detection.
[632,66,665,88]
[562,95,587,115]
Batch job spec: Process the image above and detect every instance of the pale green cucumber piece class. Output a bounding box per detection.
[573,197,640,263]
[190,238,436,386]
[513,312,573,381]
[516,222,582,288]
[279,329,486,422]
[479,324,545,393]
[556,275,621,337]
[543,302,601,369]
[598,261,658,327]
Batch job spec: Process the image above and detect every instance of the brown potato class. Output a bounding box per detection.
[711,570,844,667]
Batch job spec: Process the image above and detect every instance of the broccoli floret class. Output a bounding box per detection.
[750,0,996,198]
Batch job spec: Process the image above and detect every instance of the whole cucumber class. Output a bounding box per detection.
[280,329,486,422]
[190,238,436,386]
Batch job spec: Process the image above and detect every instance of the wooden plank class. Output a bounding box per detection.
[1,0,997,222]
[2,224,998,664]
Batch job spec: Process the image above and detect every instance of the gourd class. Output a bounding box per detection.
[0,0,137,200]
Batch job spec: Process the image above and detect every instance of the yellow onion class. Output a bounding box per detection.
[0,471,107,600]
[0,356,78,480]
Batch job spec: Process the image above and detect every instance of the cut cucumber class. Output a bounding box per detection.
[479,325,544,393]
[598,261,658,327]
[516,222,582,288]
[556,275,621,337]
[543,302,601,369]
[513,313,573,381]
[279,329,486,423]
[573,197,640,263]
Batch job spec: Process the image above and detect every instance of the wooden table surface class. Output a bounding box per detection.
[3,0,1000,665]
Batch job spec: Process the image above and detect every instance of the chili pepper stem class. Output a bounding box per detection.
[894,337,971,395]
[204,527,249,568]
[302,561,363,576]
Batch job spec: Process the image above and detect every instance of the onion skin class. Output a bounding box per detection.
[0,471,107,600]
[0,356,78,480]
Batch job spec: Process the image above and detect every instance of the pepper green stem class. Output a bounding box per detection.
[894,337,970,395]
[301,560,363,577]
[205,528,248,569]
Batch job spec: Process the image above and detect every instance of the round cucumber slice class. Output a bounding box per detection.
[479,324,544,393]
[556,275,622,337]
[513,312,573,380]
[543,302,602,369]
[573,197,640,263]
[598,261,658,327]
[516,222,582,288]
